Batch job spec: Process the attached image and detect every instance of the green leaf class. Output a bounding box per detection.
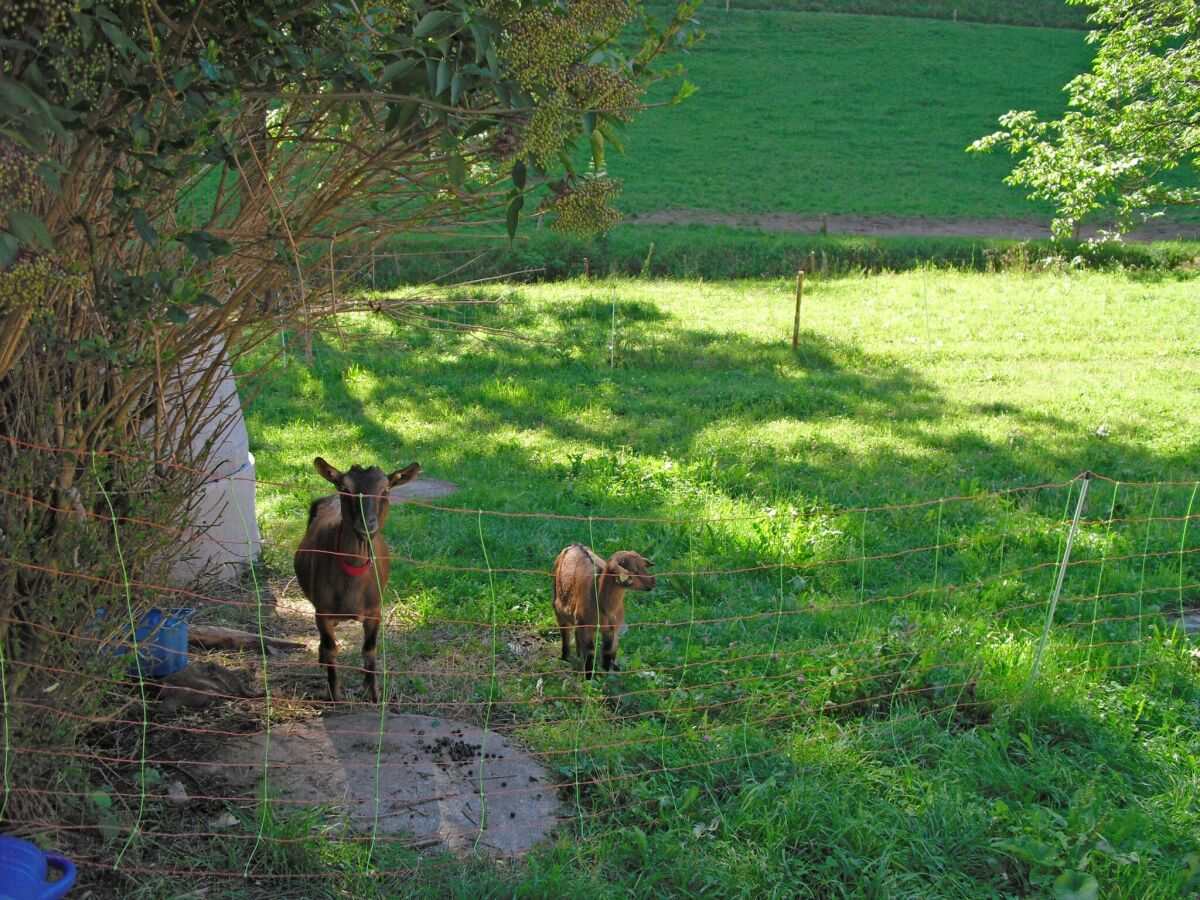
[73,11,94,48]
[558,148,577,176]
[132,209,159,248]
[413,10,455,38]
[1053,871,1099,900]
[0,231,19,268]
[671,79,699,105]
[680,784,700,811]
[589,128,605,172]
[98,813,120,841]
[448,153,466,187]
[506,193,524,241]
[35,160,62,195]
[6,210,55,250]
[99,20,139,56]
[436,59,451,97]
[379,57,417,84]
[384,101,420,134]
[512,160,526,190]
[582,111,597,135]
[88,789,113,810]
[469,24,490,64]
[0,80,68,140]
[598,121,626,155]
[166,307,190,325]
[450,72,464,106]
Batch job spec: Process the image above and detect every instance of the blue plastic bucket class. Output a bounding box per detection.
[0,835,75,900]
[97,607,194,678]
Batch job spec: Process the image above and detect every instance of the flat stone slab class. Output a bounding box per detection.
[1167,611,1200,635]
[391,478,459,502]
[200,712,559,856]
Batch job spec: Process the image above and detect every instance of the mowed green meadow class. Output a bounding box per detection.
[607,9,1093,220]
[702,1,1089,29]
[208,269,1200,897]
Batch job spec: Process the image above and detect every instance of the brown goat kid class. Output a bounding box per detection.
[552,543,655,678]
[294,456,420,702]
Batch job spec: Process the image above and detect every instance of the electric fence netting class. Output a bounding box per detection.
[1,433,1199,891]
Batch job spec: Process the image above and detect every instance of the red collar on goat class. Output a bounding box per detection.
[334,523,372,577]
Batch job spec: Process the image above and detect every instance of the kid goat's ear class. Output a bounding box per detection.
[388,462,421,487]
[314,456,342,485]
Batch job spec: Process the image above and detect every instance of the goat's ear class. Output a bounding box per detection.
[314,457,342,485]
[641,556,655,568]
[388,462,421,487]
[615,567,632,586]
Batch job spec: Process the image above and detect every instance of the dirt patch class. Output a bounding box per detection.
[628,209,1200,242]
[191,711,559,856]
[392,477,459,502]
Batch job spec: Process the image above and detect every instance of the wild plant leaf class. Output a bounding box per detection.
[6,210,54,250]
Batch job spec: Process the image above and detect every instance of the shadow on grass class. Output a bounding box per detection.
[283,293,1196,514]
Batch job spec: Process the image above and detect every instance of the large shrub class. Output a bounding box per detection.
[0,0,697,829]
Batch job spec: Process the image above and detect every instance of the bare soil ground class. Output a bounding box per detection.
[628,209,1200,242]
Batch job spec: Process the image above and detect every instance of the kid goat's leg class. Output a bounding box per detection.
[601,626,620,672]
[553,596,572,661]
[316,613,341,702]
[576,624,597,679]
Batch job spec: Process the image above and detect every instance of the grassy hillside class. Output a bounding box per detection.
[115,269,1200,896]
[698,0,1089,29]
[607,10,1093,221]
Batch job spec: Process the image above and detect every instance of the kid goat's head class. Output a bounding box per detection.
[314,456,420,539]
[608,551,656,591]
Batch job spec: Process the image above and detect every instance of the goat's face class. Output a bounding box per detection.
[314,457,421,539]
[610,551,656,591]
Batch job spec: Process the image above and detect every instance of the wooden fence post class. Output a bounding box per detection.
[791,269,805,349]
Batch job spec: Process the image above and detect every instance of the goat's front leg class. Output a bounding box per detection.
[316,613,341,702]
[361,611,381,703]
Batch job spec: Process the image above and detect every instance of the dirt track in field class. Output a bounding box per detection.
[628,209,1200,242]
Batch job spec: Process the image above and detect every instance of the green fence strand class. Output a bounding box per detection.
[92,452,148,868]
[473,509,499,853]
[1178,483,1199,624]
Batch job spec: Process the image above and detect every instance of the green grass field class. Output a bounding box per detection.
[139,268,1200,897]
[697,0,1089,29]
[606,10,1093,221]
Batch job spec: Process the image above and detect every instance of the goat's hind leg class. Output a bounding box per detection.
[601,627,619,672]
[576,624,597,680]
[553,600,572,662]
[316,613,341,702]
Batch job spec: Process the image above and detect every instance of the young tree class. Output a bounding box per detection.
[972,0,1200,238]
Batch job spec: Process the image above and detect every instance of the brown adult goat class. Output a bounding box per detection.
[552,543,655,678]
[294,456,420,702]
